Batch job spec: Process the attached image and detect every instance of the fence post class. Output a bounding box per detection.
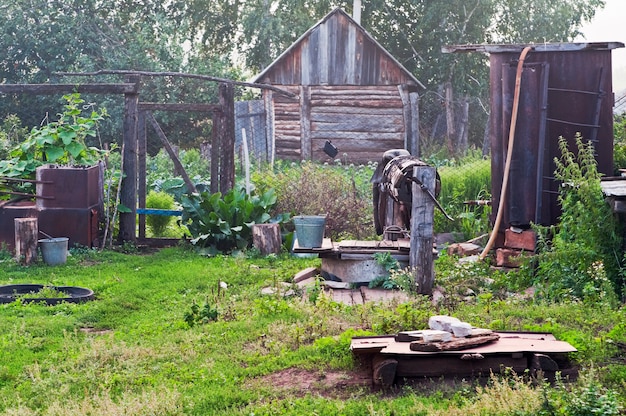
[219,83,236,193]
[409,165,436,295]
[119,75,140,243]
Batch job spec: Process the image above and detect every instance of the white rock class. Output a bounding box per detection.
[421,329,452,343]
[451,321,473,338]
[428,315,461,332]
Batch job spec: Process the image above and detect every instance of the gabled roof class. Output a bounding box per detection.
[253,8,424,89]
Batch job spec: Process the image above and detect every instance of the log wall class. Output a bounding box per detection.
[270,85,412,163]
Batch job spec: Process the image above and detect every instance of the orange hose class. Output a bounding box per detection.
[479,46,533,260]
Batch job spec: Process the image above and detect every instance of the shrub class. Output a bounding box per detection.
[145,191,176,236]
[532,135,624,302]
[180,186,286,254]
[253,160,376,240]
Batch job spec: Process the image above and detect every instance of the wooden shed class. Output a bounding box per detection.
[253,8,424,163]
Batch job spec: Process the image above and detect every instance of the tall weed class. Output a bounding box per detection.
[531,135,624,302]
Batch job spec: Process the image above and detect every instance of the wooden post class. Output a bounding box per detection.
[252,224,282,255]
[15,218,38,265]
[300,85,312,160]
[119,75,140,242]
[210,111,221,194]
[219,83,235,193]
[409,165,436,295]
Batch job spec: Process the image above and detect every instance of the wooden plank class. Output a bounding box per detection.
[311,99,403,108]
[138,111,147,239]
[0,83,138,94]
[410,166,436,294]
[297,97,312,141]
[138,102,220,112]
[409,333,500,352]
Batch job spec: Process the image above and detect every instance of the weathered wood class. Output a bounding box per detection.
[410,166,436,295]
[409,333,500,352]
[210,111,221,194]
[56,69,298,98]
[372,355,398,387]
[119,75,140,243]
[146,112,197,194]
[300,85,312,159]
[138,102,221,112]
[252,224,282,255]
[408,91,420,156]
[14,218,38,265]
[0,83,138,94]
[219,83,236,193]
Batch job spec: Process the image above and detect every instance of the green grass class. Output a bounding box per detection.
[0,247,624,415]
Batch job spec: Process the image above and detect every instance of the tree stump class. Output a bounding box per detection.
[252,223,282,255]
[14,218,38,265]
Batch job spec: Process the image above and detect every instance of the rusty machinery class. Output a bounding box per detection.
[371,149,448,241]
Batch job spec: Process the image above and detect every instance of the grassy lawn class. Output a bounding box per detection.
[0,246,625,415]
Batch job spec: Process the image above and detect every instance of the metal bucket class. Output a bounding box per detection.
[39,237,69,266]
[293,215,326,248]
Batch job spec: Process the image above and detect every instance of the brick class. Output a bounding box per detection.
[447,242,481,256]
[504,228,536,251]
[496,248,527,268]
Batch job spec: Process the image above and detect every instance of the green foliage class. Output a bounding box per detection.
[0,94,106,184]
[539,370,623,416]
[147,148,211,195]
[434,156,492,236]
[0,247,624,414]
[531,135,624,301]
[145,191,176,237]
[180,186,283,254]
[184,299,219,327]
[254,160,376,240]
[614,113,626,174]
[369,252,416,292]
[0,114,28,160]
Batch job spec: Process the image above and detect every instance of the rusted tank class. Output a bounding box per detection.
[445,42,624,229]
[0,164,104,250]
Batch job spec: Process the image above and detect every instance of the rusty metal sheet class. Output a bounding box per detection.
[351,332,575,355]
[380,333,576,355]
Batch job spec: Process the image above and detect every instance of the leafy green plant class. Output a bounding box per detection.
[15,286,67,300]
[0,94,108,200]
[180,186,285,254]
[145,190,176,236]
[184,300,219,327]
[532,135,624,301]
[0,94,107,180]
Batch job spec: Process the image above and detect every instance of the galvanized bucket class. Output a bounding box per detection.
[293,215,326,248]
[39,237,69,266]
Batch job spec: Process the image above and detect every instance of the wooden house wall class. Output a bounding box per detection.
[268,85,416,163]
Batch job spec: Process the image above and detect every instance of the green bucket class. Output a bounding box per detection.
[293,215,326,248]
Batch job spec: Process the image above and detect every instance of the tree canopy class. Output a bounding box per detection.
[0,0,606,151]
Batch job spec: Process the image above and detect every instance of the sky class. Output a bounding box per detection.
[577,0,626,92]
